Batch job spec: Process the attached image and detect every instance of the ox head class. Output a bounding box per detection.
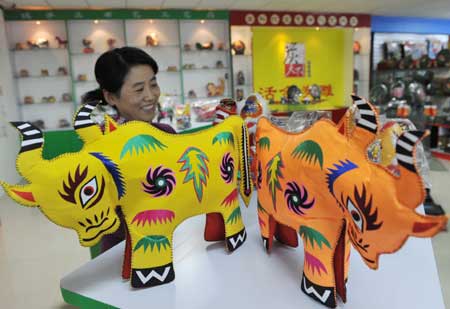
[328,95,447,269]
[1,102,122,247]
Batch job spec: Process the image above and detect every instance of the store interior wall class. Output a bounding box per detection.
[0,9,21,197]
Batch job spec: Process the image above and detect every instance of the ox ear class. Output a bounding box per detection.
[409,212,448,238]
[104,114,118,134]
[1,182,38,207]
[348,95,379,151]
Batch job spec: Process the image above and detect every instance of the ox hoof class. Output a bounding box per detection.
[226,228,247,252]
[131,262,175,288]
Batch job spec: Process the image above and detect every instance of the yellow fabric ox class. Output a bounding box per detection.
[255,95,447,308]
[1,101,252,288]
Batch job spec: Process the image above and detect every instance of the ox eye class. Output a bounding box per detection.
[220,153,234,183]
[143,166,176,197]
[80,177,98,207]
[347,199,363,231]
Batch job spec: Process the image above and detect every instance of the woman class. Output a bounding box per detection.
[82,46,176,253]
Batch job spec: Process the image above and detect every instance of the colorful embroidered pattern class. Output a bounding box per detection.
[142,166,176,197]
[120,135,167,159]
[291,140,324,170]
[177,147,209,202]
[131,210,175,227]
[212,131,235,146]
[134,235,171,253]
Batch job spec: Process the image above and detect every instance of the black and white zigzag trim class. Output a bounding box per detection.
[396,130,424,173]
[10,122,43,153]
[301,274,336,308]
[131,262,175,288]
[352,95,377,134]
[226,228,247,252]
[241,124,251,196]
[74,102,98,129]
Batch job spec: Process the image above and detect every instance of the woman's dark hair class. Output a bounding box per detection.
[82,47,159,104]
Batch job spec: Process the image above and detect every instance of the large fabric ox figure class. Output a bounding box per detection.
[255,95,447,308]
[1,101,252,288]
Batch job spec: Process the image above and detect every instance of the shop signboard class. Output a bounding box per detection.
[253,27,353,110]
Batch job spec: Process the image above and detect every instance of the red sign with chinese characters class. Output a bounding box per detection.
[230,11,370,28]
[284,43,305,77]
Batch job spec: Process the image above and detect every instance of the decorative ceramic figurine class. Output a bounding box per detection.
[62,93,72,102]
[167,66,178,72]
[213,98,238,126]
[183,64,195,70]
[281,85,302,104]
[207,78,225,97]
[237,71,245,85]
[41,69,49,77]
[188,90,197,99]
[57,67,68,76]
[19,69,29,78]
[55,36,68,48]
[27,40,39,49]
[41,97,49,103]
[236,89,244,101]
[30,119,45,130]
[47,96,56,103]
[24,96,34,104]
[37,39,49,49]
[58,119,70,128]
[183,43,192,51]
[232,40,246,55]
[77,74,88,82]
[217,42,225,50]
[196,42,214,50]
[107,38,116,50]
[82,39,94,54]
[146,34,159,47]
[15,42,26,50]
[255,95,447,307]
[353,41,361,54]
[216,61,224,69]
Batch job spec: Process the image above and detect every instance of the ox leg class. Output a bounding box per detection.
[299,220,346,308]
[257,199,276,253]
[219,200,247,253]
[129,231,175,288]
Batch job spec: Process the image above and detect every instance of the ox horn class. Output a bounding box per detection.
[73,101,103,144]
[394,130,428,209]
[348,95,380,150]
[10,121,44,180]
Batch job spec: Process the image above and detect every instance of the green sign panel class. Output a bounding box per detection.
[4,9,229,21]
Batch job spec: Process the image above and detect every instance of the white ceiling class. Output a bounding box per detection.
[6,0,450,19]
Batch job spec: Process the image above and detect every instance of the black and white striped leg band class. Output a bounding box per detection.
[11,122,43,153]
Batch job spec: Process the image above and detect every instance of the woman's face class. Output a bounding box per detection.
[107,65,160,122]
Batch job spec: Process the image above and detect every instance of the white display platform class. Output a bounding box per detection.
[60,194,445,309]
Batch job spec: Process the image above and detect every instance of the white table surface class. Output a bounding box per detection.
[60,194,445,309]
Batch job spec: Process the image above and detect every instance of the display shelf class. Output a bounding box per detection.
[70,52,104,56]
[182,67,230,71]
[20,101,73,106]
[136,44,180,48]
[11,47,68,53]
[15,75,70,79]
[184,95,231,100]
[375,67,449,74]
[182,49,229,53]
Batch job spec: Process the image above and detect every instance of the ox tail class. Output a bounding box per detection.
[237,122,252,206]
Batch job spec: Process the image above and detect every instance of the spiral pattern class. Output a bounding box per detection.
[220,153,234,183]
[142,166,176,197]
[284,181,315,215]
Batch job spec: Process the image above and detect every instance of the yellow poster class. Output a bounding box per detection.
[253,27,353,111]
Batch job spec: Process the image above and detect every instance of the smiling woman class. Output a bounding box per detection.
[82,47,176,253]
